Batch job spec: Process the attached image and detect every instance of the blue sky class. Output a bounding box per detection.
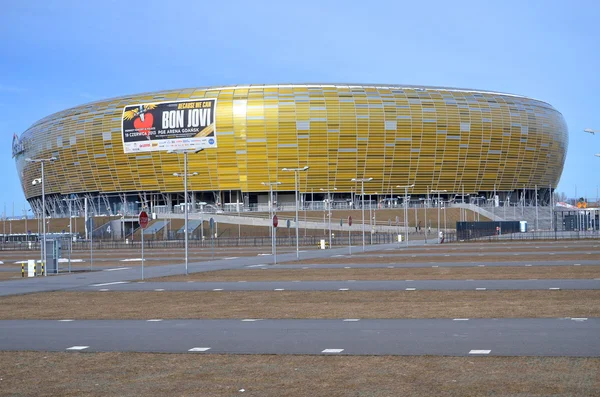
[1,0,598,215]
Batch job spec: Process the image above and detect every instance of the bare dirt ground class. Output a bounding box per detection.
[1,290,597,320]
[0,352,597,397]
[154,265,600,282]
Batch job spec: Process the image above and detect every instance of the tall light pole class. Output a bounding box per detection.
[262,181,281,255]
[320,187,337,248]
[397,184,414,247]
[27,156,57,276]
[351,178,373,252]
[170,148,203,275]
[431,189,447,244]
[282,166,309,259]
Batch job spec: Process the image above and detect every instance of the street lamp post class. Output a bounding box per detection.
[351,178,373,252]
[282,166,309,259]
[27,156,57,276]
[170,148,203,275]
[397,184,415,247]
[320,187,337,248]
[262,181,281,256]
[431,190,447,244]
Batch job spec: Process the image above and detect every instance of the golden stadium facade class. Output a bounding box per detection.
[14,84,568,215]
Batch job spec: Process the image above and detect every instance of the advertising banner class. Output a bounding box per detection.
[121,99,217,153]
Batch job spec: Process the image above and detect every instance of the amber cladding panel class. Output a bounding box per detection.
[15,84,568,199]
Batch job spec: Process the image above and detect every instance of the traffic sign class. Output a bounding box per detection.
[139,211,149,229]
[273,215,278,228]
[340,219,343,227]
[348,216,352,226]
[286,219,291,229]
[209,218,215,229]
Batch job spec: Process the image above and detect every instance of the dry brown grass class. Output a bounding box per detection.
[1,290,598,320]
[154,265,600,282]
[0,352,597,397]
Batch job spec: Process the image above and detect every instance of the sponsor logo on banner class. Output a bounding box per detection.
[121,99,217,153]
[12,134,25,158]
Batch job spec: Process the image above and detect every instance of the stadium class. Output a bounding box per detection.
[13,84,568,220]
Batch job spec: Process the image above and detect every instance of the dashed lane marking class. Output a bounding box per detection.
[147,319,163,322]
[58,319,74,322]
[405,288,416,291]
[339,288,349,291]
[241,319,262,322]
[571,318,588,321]
[212,289,223,291]
[453,318,469,321]
[104,267,131,272]
[343,319,360,322]
[67,346,89,351]
[469,350,491,355]
[154,289,165,292]
[322,349,344,353]
[91,281,129,287]
[188,347,211,352]
[476,288,487,291]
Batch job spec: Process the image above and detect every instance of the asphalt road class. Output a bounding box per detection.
[0,318,596,356]
[80,279,600,291]
[266,260,600,269]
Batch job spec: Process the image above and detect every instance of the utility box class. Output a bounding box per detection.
[519,221,528,232]
[44,239,62,274]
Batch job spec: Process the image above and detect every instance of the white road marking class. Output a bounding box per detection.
[98,289,110,292]
[241,319,262,322]
[104,267,131,272]
[213,289,223,291]
[387,266,394,269]
[58,319,74,322]
[549,287,561,290]
[91,281,129,287]
[67,346,89,351]
[347,280,356,282]
[154,289,165,292]
[332,255,345,257]
[478,265,485,267]
[344,267,351,269]
[571,318,588,321]
[453,318,469,321]
[257,253,272,256]
[469,350,491,355]
[476,288,487,291]
[339,288,349,291]
[247,264,267,268]
[302,267,309,269]
[188,347,211,352]
[322,349,344,353]
[147,319,163,322]
[274,288,285,291]
[525,264,532,267]
[405,288,416,291]
[406,280,414,282]
[120,258,143,262]
[343,319,360,322]
[238,281,247,283]
[574,264,581,266]
[58,258,84,263]
[432,266,439,268]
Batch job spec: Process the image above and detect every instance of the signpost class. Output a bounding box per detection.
[273,215,278,265]
[348,216,352,255]
[139,211,149,280]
